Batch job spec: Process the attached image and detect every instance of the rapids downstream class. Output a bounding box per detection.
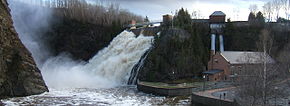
[2,87,182,105]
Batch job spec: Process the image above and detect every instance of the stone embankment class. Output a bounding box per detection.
[137,81,193,96]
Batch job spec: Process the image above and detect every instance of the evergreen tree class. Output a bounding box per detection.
[173,8,192,30]
[248,12,256,23]
[256,11,265,24]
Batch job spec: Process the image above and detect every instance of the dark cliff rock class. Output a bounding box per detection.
[0,0,48,98]
[138,28,205,83]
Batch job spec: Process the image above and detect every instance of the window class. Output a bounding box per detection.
[214,58,218,63]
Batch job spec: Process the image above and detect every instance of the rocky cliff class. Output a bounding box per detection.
[0,0,48,98]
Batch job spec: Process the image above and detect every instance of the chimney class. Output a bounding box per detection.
[219,35,224,52]
[211,34,216,55]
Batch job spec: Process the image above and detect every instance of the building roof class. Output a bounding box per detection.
[203,69,223,75]
[220,51,275,64]
[210,11,226,16]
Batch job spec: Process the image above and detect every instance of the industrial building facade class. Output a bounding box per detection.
[203,11,275,82]
[205,51,274,81]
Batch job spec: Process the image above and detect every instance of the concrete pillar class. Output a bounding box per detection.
[219,35,224,52]
[211,34,216,55]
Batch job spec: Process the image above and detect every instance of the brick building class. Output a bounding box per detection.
[191,11,226,24]
[162,14,173,27]
[209,11,226,23]
[204,51,275,81]
[209,11,226,34]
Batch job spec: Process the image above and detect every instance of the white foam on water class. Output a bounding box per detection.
[84,31,154,85]
[1,87,167,106]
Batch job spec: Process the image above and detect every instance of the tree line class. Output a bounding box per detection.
[12,0,144,61]
[258,0,290,22]
[24,0,143,26]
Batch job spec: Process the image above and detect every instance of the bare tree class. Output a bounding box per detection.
[263,2,274,22]
[273,0,283,21]
[44,0,143,26]
[236,29,285,106]
[258,29,273,105]
[249,4,258,14]
[192,9,203,19]
[281,0,290,19]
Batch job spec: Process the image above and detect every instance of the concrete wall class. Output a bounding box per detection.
[209,16,225,23]
[137,83,193,96]
[131,27,161,36]
[191,93,239,106]
[208,71,224,81]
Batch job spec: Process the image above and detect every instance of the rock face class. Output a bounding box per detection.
[0,0,48,98]
[138,28,205,83]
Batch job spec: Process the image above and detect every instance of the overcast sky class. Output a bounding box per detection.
[100,0,269,21]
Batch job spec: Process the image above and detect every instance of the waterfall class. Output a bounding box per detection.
[82,31,154,85]
[40,31,154,89]
[9,0,154,89]
[127,47,152,85]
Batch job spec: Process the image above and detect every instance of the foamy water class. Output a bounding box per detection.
[40,31,154,89]
[1,86,168,106]
[1,87,190,105]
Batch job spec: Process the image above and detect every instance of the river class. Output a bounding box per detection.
[2,86,190,105]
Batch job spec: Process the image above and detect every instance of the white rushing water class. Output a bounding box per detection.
[8,0,155,89]
[41,31,154,89]
[1,86,191,105]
